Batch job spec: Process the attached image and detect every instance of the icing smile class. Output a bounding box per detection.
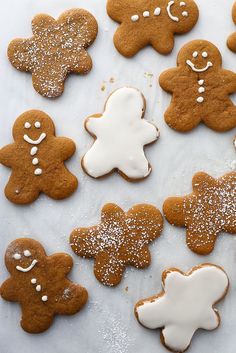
[186,60,213,72]
[16,259,38,273]
[23,133,46,145]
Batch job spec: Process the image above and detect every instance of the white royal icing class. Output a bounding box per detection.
[131,15,139,22]
[192,51,198,58]
[198,87,205,93]
[167,1,179,22]
[154,7,161,16]
[36,285,41,292]
[31,278,37,284]
[24,122,31,129]
[136,265,228,352]
[16,259,38,272]
[182,11,188,16]
[180,1,186,5]
[186,59,213,72]
[197,97,204,103]
[198,79,204,85]
[42,295,48,302]
[32,158,39,165]
[24,250,31,257]
[34,168,42,175]
[143,11,150,18]
[13,253,21,260]
[34,121,41,128]
[23,133,46,145]
[202,51,208,58]
[30,147,38,156]
[83,87,159,179]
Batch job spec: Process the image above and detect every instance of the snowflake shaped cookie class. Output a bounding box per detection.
[107,0,199,57]
[70,203,163,286]
[82,87,159,181]
[163,172,236,255]
[8,9,98,97]
[135,264,229,352]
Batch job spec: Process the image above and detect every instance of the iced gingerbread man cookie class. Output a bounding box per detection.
[107,0,199,57]
[135,264,229,352]
[0,238,88,333]
[8,9,98,97]
[82,87,159,181]
[163,172,236,255]
[227,2,236,52]
[0,110,78,204]
[159,40,236,132]
[70,203,163,286]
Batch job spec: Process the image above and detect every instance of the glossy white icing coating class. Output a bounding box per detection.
[83,87,159,179]
[136,265,228,352]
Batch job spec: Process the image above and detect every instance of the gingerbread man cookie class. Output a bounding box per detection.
[82,87,159,181]
[0,110,78,204]
[227,2,236,52]
[135,264,229,352]
[163,172,236,255]
[8,9,98,97]
[70,203,163,286]
[107,0,199,57]
[0,238,88,333]
[159,40,236,132]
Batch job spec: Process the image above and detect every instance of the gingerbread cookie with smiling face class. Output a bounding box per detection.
[159,40,236,132]
[8,9,98,97]
[107,0,199,57]
[227,2,236,52]
[0,110,78,204]
[135,264,229,352]
[82,87,159,181]
[163,172,236,255]
[0,238,88,333]
[70,203,163,286]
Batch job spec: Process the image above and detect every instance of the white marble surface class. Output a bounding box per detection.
[0,0,236,352]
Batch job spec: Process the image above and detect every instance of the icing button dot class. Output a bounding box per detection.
[42,296,48,302]
[34,168,42,175]
[131,15,139,22]
[36,285,41,292]
[154,7,161,16]
[197,97,204,103]
[30,147,38,156]
[32,158,39,165]
[198,87,205,93]
[31,278,37,284]
[143,11,150,18]
[198,80,204,85]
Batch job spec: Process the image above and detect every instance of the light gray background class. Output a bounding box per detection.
[0,0,236,352]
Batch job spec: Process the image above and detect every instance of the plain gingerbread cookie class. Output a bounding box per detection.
[107,0,199,57]
[163,172,236,255]
[0,238,88,333]
[159,40,236,132]
[8,9,98,97]
[82,87,159,181]
[135,264,229,352]
[70,203,163,286]
[227,2,236,52]
[0,110,78,204]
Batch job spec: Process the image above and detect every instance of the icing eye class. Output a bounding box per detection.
[13,253,21,260]
[182,11,188,16]
[154,7,161,16]
[24,122,31,129]
[180,1,186,5]
[202,52,208,58]
[34,121,41,128]
[24,250,31,257]
[192,51,198,58]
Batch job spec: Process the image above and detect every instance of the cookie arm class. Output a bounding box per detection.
[0,278,19,302]
[221,70,236,93]
[54,137,76,161]
[159,69,180,93]
[0,144,16,168]
[47,253,73,277]
[163,197,186,227]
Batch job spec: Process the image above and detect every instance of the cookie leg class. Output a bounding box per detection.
[186,227,217,255]
[4,175,39,204]
[42,169,78,200]
[54,284,88,315]
[164,107,201,132]
[203,107,236,132]
[227,33,236,52]
[21,306,53,333]
[150,33,174,55]
[118,155,151,180]
[161,325,194,352]
[94,252,125,286]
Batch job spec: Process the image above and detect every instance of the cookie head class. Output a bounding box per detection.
[13,110,55,143]
[165,0,199,31]
[178,40,222,72]
[5,238,46,275]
